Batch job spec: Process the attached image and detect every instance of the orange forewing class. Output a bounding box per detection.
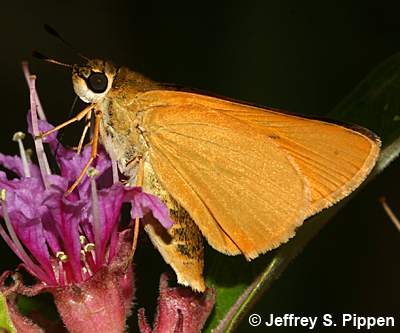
[142,102,309,259]
[139,90,380,218]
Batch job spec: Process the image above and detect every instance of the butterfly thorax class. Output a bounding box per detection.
[72,60,160,176]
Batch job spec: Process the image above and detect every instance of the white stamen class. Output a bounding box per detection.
[56,251,68,263]
[87,167,99,178]
[89,168,101,264]
[29,75,51,188]
[79,235,87,245]
[81,256,93,278]
[12,131,31,177]
[79,244,94,278]
[25,148,33,162]
[58,262,67,286]
[22,62,47,121]
[105,135,119,184]
[84,243,95,252]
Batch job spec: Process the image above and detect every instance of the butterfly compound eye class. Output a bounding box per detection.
[87,72,108,93]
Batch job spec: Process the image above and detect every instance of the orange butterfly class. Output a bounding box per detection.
[40,59,380,292]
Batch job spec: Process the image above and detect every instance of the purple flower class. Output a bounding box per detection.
[138,274,216,333]
[0,65,174,333]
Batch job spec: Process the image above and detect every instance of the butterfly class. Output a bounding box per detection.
[39,58,380,292]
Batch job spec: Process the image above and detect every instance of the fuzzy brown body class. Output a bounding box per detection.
[70,59,380,292]
[96,67,206,291]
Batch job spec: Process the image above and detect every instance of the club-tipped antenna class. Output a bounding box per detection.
[44,24,89,61]
[32,51,73,68]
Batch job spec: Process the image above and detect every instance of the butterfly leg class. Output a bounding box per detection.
[65,109,102,195]
[129,157,144,261]
[37,104,94,139]
[76,110,93,154]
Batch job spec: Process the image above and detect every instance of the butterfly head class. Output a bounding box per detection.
[72,59,117,103]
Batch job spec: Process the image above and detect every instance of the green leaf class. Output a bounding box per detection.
[0,291,16,333]
[203,52,400,332]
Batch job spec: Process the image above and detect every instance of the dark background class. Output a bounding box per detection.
[0,1,399,332]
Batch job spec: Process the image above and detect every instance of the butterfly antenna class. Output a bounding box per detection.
[44,24,89,61]
[32,51,73,68]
